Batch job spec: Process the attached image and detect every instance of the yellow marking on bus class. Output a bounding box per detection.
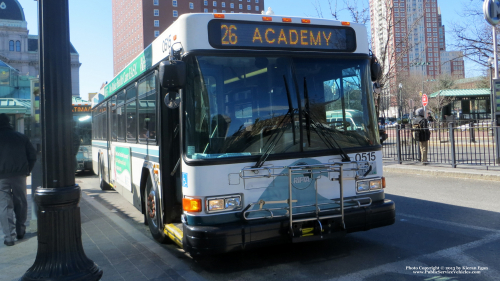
[164,224,183,248]
[301,227,314,236]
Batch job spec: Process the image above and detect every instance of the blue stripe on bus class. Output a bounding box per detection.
[131,147,159,157]
[131,152,159,163]
[92,140,107,146]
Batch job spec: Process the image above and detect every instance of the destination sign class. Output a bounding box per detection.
[72,105,91,113]
[208,20,356,52]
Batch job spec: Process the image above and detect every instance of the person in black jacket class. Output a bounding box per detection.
[412,108,431,165]
[0,114,36,246]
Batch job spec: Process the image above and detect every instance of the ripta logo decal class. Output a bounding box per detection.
[291,162,314,190]
[293,177,311,184]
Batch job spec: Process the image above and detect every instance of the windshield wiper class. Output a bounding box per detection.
[303,77,351,162]
[303,77,311,147]
[253,76,296,168]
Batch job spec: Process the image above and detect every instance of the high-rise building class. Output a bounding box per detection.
[112,0,265,76]
[369,0,464,81]
[369,0,464,116]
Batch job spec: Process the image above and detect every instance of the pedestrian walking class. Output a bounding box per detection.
[0,114,36,246]
[412,108,431,165]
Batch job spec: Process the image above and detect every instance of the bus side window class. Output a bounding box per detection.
[102,103,107,140]
[117,91,126,142]
[111,95,118,141]
[138,74,157,143]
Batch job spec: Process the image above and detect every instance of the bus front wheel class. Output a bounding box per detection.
[144,176,170,244]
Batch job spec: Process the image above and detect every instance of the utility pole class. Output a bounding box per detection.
[22,1,102,280]
[483,0,500,164]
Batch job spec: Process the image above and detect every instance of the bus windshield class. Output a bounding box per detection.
[184,55,378,160]
[73,114,92,146]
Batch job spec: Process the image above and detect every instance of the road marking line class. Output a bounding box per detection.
[328,260,429,281]
[327,231,500,280]
[446,250,500,280]
[398,213,500,233]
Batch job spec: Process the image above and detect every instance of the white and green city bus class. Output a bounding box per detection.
[73,99,93,172]
[92,13,395,256]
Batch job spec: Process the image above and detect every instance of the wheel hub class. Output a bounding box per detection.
[147,190,156,220]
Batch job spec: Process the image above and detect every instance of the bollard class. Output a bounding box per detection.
[449,122,456,168]
[469,121,476,143]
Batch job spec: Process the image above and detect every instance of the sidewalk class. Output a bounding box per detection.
[383,159,500,182]
[0,175,205,281]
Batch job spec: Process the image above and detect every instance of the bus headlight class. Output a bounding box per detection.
[356,181,370,192]
[206,195,241,213]
[370,179,382,190]
[208,199,225,211]
[357,179,382,193]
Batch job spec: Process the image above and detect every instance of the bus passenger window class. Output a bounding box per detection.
[126,101,137,143]
[117,106,126,141]
[111,95,117,141]
[138,91,156,143]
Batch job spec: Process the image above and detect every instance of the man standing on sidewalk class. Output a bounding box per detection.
[412,108,431,165]
[0,114,37,246]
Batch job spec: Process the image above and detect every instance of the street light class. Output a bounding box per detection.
[488,56,495,123]
[398,83,403,118]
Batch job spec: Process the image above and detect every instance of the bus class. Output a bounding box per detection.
[73,99,93,172]
[92,13,395,256]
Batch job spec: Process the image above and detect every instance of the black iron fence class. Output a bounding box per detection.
[382,121,500,167]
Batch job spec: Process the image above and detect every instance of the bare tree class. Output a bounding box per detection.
[311,0,370,24]
[449,0,496,67]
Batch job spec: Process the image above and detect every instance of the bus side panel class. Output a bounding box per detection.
[108,142,147,212]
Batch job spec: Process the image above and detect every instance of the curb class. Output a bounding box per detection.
[383,165,500,182]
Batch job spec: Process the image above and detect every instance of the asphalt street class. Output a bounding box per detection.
[75,169,500,281]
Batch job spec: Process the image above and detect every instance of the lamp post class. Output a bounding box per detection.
[489,56,495,123]
[398,83,403,118]
[22,1,102,280]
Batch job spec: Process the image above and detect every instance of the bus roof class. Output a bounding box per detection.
[103,13,369,99]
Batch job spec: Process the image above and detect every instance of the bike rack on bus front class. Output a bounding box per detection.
[241,161,373,237]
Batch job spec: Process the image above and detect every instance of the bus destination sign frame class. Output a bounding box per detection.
[208,20,356,52]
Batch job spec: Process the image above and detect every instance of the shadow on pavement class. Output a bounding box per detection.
[186,194,499,281]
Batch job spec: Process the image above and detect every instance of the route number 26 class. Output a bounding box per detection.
[355,152,376,161]
[221,25,238,45]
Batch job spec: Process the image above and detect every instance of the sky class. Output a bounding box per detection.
[17,0,479,100]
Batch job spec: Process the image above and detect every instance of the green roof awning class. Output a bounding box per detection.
[0,98,31,114]
[430,89,490,98]
[72,96,91,105]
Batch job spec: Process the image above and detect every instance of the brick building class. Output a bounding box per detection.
[112,0,265,76]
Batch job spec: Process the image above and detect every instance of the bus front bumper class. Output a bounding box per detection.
[183,199,395,255]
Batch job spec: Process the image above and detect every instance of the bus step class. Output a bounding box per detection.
[290,220,345,243]
[291,230,346,243]
[164,223,183,248]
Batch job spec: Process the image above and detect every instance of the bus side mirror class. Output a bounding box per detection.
[159,60,186,90]
[370,56,382,82]
[164,91,180,109]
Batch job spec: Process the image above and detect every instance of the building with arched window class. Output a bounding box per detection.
[0,0,81,96]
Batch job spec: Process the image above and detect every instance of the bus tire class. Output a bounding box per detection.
[144,176,170,244]
[99,160,112,191]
